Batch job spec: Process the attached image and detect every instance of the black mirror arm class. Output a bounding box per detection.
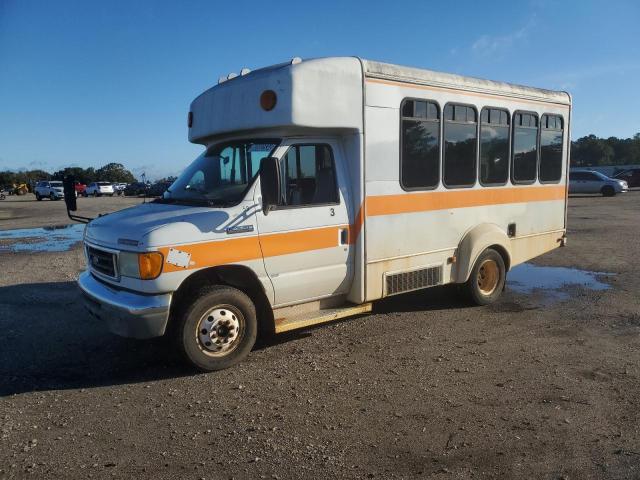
[66,209,93,224]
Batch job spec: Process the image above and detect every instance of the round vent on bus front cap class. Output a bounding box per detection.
[260,90,277,111]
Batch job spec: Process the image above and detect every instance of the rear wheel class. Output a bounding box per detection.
[93,191,99,197]
[35,192,42,201]
[601,185,615,197]
[175,286,257,371]
[49,192,55,201]
[464,248,506,306]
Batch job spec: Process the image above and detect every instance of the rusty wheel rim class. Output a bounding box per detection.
[477,259,499,296]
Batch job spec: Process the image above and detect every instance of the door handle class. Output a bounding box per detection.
[339,228,348,245]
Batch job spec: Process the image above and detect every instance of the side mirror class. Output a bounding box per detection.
[259,157,280,215]
[63,175,77,212]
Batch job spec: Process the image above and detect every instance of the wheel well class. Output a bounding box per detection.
[169,265,274,336]
[488,244,511,272]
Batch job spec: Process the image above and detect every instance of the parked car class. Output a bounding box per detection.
[613,168,640,188]
[74,181,87,196]
[569,170,628,196]
[85,182,115,197]
[34,180,64,201]
[113,183,128,195]
[124,182,150,196]
[148,181,172,197]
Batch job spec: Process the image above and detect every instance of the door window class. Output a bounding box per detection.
[279,144,339,207]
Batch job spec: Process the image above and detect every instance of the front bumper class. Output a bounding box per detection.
[78,271,172,339]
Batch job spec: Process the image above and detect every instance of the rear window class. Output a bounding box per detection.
[50,181,63,186]
[98,182,111,186]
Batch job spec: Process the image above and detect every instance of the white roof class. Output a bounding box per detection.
[362,59,571,105]
[188,57,571,144]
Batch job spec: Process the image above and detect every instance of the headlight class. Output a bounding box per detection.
[119,251,164,279]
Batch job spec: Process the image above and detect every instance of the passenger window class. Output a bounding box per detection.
[539,114,564,183]
[512,112,539,183]
[279,144,338,207]
[443,104,477,187]
[480,108,509,185]
[400,99,440,190]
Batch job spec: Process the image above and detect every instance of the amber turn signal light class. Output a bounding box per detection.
[138,252,164,280]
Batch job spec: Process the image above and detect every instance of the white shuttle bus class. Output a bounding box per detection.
[77,57,571,370]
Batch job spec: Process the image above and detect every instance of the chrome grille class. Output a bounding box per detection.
[385,265,442,296]
[86,246,117,278]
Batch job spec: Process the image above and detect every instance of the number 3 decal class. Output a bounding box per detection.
[330,208,335,216]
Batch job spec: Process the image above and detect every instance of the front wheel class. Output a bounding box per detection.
[464,248,506,306]
[35,193,42,201]
[601,185,615,197]
[175,286,257,371]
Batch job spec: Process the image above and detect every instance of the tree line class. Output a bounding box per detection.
[0,162,136,187]
[1,133,639,188]
[571,133,640,167]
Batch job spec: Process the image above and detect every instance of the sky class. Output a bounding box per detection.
[1,0,639,180]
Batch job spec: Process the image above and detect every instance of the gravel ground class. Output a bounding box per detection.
[0,192,639,479]
[0,195,146,230]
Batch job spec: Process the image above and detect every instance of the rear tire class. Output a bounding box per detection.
[49,192,55,201]
[601,185,615,197]
[175,286,257,371]
[464,248,506,306]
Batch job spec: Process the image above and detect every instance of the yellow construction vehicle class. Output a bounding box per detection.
[11,183,29,195]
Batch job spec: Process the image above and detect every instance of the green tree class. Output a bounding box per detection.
[95,163,136,183]
[571,135,614,167]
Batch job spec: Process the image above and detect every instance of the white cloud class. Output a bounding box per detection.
[471,17,536,58]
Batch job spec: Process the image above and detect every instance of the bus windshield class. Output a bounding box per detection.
[161,139,279,207]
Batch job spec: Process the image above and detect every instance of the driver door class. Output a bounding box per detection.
[255,140,354,306]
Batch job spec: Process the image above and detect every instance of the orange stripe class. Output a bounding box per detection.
[159,225,344,273]
[158,186,564,272]
[366,185,565,217]
[260,225,343,257]
[366,77,570,108]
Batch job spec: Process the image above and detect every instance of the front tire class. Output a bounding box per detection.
[175,286,257,371]
[49,192,55,201]
[464,248,506,306]
[36,193,42,201]
[601,185,615,197]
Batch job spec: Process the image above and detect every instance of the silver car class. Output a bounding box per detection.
[34,180,64,201]
[569,170,628,197]
[85,182,115,197]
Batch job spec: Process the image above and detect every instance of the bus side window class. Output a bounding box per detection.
[479,108,510,185]
[512,112,539,184]
[443,104,478,188]
[400,99,440,190]
[539,114,564,183]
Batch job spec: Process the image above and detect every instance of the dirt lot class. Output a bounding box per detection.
[1,193,639,479]
[0,195,145,230]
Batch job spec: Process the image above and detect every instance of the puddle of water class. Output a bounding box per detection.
[0,224,85,253]
[508,263,612,302]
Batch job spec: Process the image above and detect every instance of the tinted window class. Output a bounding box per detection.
[401,99,440,189]
[539,114,564,182]
[570,172,588,181]
[512,112,539,183]
[480,108,509,185]
[443,104,477,187]
[280,144,338,206]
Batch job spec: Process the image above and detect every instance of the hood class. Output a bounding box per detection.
[84,201,254,250]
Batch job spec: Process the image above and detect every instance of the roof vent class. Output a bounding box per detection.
[290,57,302,65]
[227,72,238,80]
[240,68,251,76]
[217,76,227,84]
